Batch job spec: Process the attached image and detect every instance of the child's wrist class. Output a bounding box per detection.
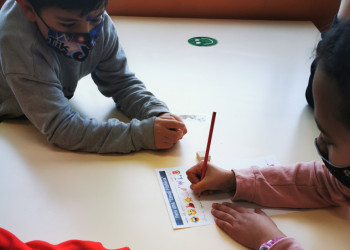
[258,237,285,250]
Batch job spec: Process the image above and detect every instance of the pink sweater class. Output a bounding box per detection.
[233,161,350,249]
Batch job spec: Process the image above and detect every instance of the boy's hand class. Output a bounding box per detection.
[186,162,236,195]
[154,113,187,149]
[212,203,286,250]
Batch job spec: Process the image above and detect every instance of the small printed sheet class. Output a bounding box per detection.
[156,155,300,229]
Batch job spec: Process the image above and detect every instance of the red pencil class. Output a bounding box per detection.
[201,112,216,180]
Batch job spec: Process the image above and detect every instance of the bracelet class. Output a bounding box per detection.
[259,237,285,250]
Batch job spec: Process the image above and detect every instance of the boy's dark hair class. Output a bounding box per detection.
[316,19,350,130]
[27,0,109,16]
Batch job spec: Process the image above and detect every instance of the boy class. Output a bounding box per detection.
[0,0,187,153]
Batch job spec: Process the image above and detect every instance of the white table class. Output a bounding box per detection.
[1,17,349,250]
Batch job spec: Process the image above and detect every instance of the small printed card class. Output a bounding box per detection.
[156,167,231,228]
[156,155,299,229]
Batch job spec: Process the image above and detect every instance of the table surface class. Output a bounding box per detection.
[1,17,349,250]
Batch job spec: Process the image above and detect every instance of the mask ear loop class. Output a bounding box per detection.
[31,7,51,30]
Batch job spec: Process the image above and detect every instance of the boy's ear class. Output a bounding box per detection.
[16,0,36,22]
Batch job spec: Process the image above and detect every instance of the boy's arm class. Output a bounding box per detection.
[6,74,157,153]
[233,161,350,208]
[91,15,169,120]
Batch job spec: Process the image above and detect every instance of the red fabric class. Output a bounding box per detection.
[0,227,130,250]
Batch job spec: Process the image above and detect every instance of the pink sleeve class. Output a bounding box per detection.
[233,161,350,208]
[0,227,130,250]
[270,237,303,250]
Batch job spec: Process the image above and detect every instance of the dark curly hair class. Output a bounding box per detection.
[315,19,350,130]
[27,0,109,16]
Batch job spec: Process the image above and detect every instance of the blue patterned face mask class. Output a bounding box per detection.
[314,138,350,188]
[37,13,104,62]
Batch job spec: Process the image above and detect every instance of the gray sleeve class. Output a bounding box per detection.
[5,74,157,153]
[91,15,170,120]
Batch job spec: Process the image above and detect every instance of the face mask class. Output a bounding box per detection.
[37,13,104,62]
[314,138,350,188]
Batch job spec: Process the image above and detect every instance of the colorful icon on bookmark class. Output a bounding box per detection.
[177,181,184,186]
[190,216,199,223]
[187,209,197,216]
[186,203,195,209]
[184,197,193,203]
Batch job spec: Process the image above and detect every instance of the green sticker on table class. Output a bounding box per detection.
[188,37,218,47]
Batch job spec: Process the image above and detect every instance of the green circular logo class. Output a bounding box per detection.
[188,37,218,47]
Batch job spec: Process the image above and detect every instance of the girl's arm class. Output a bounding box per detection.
[233,161,350,208]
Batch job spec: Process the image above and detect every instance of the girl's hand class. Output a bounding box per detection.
[186,162,236,195]
[212,203,286,250]
[154,113,187,149]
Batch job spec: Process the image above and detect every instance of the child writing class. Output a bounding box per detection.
[186,7,350,250]
[0,0,187,153]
